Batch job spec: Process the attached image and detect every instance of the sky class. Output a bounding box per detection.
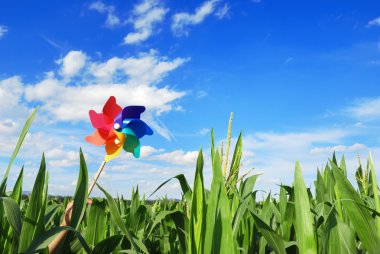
[0,0,380,198]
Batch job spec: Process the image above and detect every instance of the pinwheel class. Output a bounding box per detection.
[85,96,153,195]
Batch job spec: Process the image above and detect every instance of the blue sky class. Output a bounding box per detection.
[1,0,380,198]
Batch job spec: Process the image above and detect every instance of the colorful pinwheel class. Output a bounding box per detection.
[85,96,153,195]
[85,96,153,161]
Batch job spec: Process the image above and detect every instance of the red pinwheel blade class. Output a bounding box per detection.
[103,96,122,120]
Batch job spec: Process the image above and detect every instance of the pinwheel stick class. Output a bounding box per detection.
[88,160,107,196]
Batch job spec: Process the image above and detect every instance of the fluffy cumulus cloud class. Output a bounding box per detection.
[89,1,121,27]
[124,0,168,44]
[171,0,224,36]
[58,50,87,78]
[0,25,8,39]
[7,50,188,140]
[151,149,199,166]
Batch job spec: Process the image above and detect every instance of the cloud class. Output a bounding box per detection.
[58,51,87,78]
[17,50,188,139]
[215,3,230,19]
[151,149,199,166]
[368,17,380,27]
[172,0,222,36]
[344,97,380,120]
[0,25,8,39]
[198,128,210,135]
[89,1,121,27]
[0,77,30,119]
[124,0,168,44]
[310,143,366,154]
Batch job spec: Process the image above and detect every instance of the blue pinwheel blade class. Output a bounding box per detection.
[125,120,153,138]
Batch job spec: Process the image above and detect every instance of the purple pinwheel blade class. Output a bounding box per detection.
[122,106,146,119]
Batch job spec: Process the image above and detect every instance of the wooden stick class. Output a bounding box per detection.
[88,160,107,196]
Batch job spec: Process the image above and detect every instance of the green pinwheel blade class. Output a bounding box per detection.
[123,134,140,158]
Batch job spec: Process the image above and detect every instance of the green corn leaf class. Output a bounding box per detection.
[25,226,91,254]
[322,211,356,254]
[226,181,287,254]
[91,234,123,254]
[85,198,107,247]
[70,148,88,230]
[294,161,317,254]
[204,150,236,254]
[10,167,24,205]
[189,149,205,254]
[369,153,380,238]
[227,132,243,187]
[331,161,380,253]
[0,108,38,194]
[19,154,47,253]
[149,174,192,205]
[96,184,147,254]
[1,197,22,236]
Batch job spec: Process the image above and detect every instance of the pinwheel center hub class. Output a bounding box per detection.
[113,123,120,130]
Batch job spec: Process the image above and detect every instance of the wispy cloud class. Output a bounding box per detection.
[0,25,8,39]
[344,97,380,120]
[89,1,121,27]
[171,0,223,36]
[124,0,168,45]
[310,143,366,154]
[368,17,380,27]
[215,3,230,19]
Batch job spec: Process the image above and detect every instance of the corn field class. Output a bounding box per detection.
[1,109,380,253]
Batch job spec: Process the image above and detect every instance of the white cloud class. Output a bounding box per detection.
[151,149,199,166]
[124,0,168,44]
[58,51,87,78]
[368,17,380,27]
[140,145,164,158]
[0,25,8,39]
[310,143,366,154]
[345,97,380,120]
[0,77,29,119]
[198,128,210,135]
[13,50,187,140]
[196,90,208,98]
[89,1,121,27]
[172,0,221,36]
